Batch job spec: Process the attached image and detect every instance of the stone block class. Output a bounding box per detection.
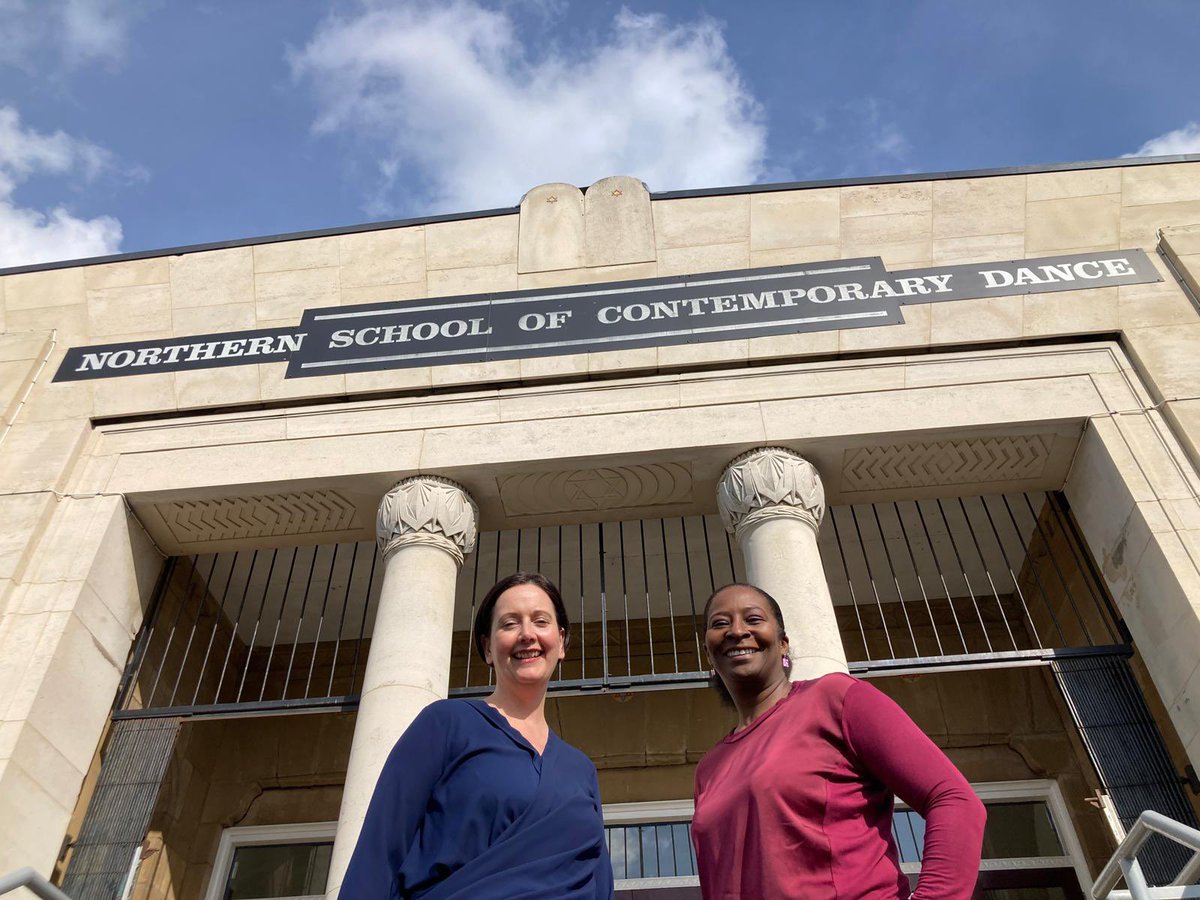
[584,176,655,267]
[174,366,262,410]
[653,195,750,250]
[0,331,48,364]
[172,301,256,335]
[1124,323,1200,400]
[677,360,904,408]
[0,758,73,875]
[92,372,176,418]
[1166,398,1200,468]
[1161,223,1200,256]
[838,303,931,352]
[930,294,1023,344]
[259,364,345,403]
[3,266,86,311]
[1122,162,1200,207]
[518,183,585,274]
[657,339,748,369]
[344,365,432,394]
[932,175,1026,239]
[518,352,589,381]
[5,302,89,341]
[427,263,518,297]
[1120,200,1200,249]
[285,396,500,439]
[1027,168,1122,201]
[750,189,840,251]
[87,282,173,337]
[429,358,521,388]
[841,210,932,247]
[83,256,169,290]
[1025,193,1121,253]
[340,280,427,306]
[0,492,51,583]
[851,239,931,269]
[498,382,679,424]
[587,346,657,375]
[750,244,843,267]
[338,228,425,288]
[1118,281,1198,329]
[254,267,339,322]
[18,377,94,423]
[656,242,749,276]
[841,182,932,218]
[1022,287,1119,337]
[745,329,840,361]
[253,236,339,273]
[169,248,255,309]
[0,419,88,492]
[426,215,518,271]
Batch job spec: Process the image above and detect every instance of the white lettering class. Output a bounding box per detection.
[519,313,546,331]
[247,336,274,355]
[624,304,650,322]
[777,289,804,307]
[412,322,439,341]
[441,320,467,338]
[869,281,898,298]
[711,295,737,313]
[468,317,492,335]
[1074,261,1103,278]
[738,291,778,311]
[76,351,112,372]
[982,269,1015,289]
[836,283,868,302]
[1101,258,1135,277]
[925,274,953,293]
[330,329,355,348]
[896,277,930,295]
[185,342,219,362]
[598,306,621,325]
[277,334,305,353]
[109,349,136,368]
[134,347,161,367]
[808,285,835,303]
[546,310,572,329]
[355,327,381,346]
[218,339,247,358]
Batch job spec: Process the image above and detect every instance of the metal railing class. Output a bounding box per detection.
[1093,811,1200,899]
[0,868,73,899]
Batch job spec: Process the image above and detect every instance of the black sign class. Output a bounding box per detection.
[55,250,1161,382]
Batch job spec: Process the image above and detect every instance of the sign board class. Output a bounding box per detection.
[54,249,1162,382]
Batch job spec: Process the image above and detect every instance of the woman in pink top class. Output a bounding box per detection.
[691,583,986,900]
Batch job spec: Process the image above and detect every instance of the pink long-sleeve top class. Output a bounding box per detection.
[692,673,986,899]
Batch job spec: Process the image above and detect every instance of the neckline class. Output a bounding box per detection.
[468,699,554,758]
[723,680,804,744]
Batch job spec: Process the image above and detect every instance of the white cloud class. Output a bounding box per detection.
[0,0,135,70]
[291,2,768,214]
[1124,122,1200,158]
[0,107,123,267]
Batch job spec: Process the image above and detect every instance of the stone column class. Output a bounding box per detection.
[717,447,848,681]
[326,476,478,899]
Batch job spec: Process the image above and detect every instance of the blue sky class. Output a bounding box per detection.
[1,0,1198,268]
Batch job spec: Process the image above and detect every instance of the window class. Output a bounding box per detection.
[206,823,336,900]
[604,800,699,895]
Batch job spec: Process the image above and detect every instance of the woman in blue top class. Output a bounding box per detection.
[341,572,613,899]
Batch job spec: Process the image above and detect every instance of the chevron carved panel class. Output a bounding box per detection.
[499,462,692,516]
[158,489,361,543]
[841,436,1051,491]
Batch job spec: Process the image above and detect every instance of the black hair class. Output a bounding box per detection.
[472,572,571,664]
[703,582,790,706]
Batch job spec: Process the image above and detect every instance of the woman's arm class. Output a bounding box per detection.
[842,680,987,900]
[340,703,451,899]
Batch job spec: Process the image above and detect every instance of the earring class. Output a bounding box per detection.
[781,657,791,671]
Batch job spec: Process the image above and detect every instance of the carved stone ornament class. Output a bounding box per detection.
[376,476,479,566]
[717,447,826,538]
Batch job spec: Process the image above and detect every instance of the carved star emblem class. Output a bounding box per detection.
[564,470,627,508]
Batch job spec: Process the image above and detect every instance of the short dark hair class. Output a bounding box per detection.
[472,572,571,664]
[703,583,790,706]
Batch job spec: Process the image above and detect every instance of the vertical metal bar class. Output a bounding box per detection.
[702,515,718,597]
[1046,493,1120,643]
[871,504,920,657]
[935,498,993,653]
[618,521,631,676]
[599,523,609,684]
[146,556,199,707]
[259,547,300,701]
[959,497,1019,651]
[516,527,523,572]
[327,541,361,697]
[849,505,895,658]
[283,545,320,700]
[1001,494,1067,646]
[306,543,339,699]
[171,553,223,707]
[236,547,279,703]
[214,549,261,703]
[915,500,969,654]
[661,519,679,673]
[829,508,872,661]
[980,496,1044,651]
[893,502,944,656]
[640,519,655,676]
[680,517,703,669]
[1022,493,1092,644]
[579,524,586,680]
[465,539,481,688]
[187,551,239,706]
[536,526,542,573]
[351,546,379,696]
[489,530,500,688]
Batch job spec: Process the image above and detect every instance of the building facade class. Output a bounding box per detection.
[2,158,1200,899]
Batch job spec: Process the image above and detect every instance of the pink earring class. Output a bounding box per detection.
[782,657,791,671]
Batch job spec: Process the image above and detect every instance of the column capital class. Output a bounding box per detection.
[717,447,825,538]
[377,476,479,566]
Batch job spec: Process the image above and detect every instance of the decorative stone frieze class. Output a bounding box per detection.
[499,462,693,515]
[158,489,359,543]
[717,446,825,538]
[841,435,1051,491]
[376,476,479,565]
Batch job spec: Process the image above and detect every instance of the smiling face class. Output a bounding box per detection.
[484,582,566,690]
[705,585,790,692]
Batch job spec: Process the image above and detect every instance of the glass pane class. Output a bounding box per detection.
[980,802,1065,859]
[672,822,694,877]
[640,826,658,878]
[226,842,332,899]
[609,826,626,879]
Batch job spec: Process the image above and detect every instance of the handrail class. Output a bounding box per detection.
[0,867,73,899]
[1093,810,1200,900]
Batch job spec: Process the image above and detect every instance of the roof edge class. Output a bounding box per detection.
[3,153,1198,278]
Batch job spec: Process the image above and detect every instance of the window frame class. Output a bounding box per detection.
[205,821,337,900]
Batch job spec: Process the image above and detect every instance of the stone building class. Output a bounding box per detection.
[2,156,1200,899]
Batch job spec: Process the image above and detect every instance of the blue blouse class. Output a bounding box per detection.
[340,699,613,899]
